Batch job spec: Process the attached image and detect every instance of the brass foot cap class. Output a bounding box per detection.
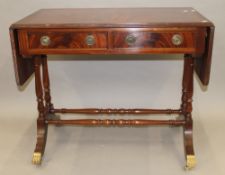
[32,152,42,165]
[185,155,197,170]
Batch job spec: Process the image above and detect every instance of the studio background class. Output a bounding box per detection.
[0,1,224,175]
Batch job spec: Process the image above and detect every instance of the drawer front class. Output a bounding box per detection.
[18,29,108,55]
[112,30,198,51]
[18,28,205,55]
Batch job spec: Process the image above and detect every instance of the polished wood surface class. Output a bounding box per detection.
[112,29,199,49]
[194,26,215,85]
[17,27,206,55]
[11,8,212,28]
[47,119,185,126]
[10,7,214,86]
[27,30,108,49]
[33,56,48,164]
[181,54,196,169]
[9,29,34,85]
[9,8,215,168]
[51,108,181,115]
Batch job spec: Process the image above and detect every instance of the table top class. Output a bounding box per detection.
[10,8,214,87]
[11,7,213,29]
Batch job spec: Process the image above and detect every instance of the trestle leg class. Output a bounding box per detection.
[181,54,196,170]
[32,56,48,165]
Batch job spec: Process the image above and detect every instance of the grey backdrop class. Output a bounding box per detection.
[0,1,224,175]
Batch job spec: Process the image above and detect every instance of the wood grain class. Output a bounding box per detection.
[47,119,185,126]
[10,8,214,86]
[10,8,213,29]
[51,108,181,115]
[28,31,108,49]
[8,8,215,167]
[17,27,206,55]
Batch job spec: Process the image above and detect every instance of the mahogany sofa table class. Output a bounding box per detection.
[9,7,214,169]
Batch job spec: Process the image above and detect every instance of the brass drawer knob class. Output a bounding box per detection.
[85,35,95,46]
[172,34,183,46]
[125,34,137,46]
[40,36,51,46]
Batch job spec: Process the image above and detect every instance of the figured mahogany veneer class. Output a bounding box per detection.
[9,8,215,168]
[10,7,214,85]
[26,30,107,49]
[111,28,205,52]
[17,28,206,55]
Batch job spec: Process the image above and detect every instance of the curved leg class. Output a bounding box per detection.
[32,56,48,165]
[32,119,48,164]
[181,55,196,170]
[183,114,196,170]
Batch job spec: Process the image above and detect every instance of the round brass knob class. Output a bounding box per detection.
[172,34,183,46]
[40,36,51,46]
[85,35,95,46]
[125,34,137,46]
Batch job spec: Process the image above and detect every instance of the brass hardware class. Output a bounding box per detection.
[40,36,51,46]
[125,34,137,46]
[85,35,95,46]
[172,34,183,46]
[32,152,42,165]
[185,155,196,170]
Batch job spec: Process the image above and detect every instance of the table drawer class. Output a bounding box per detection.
[18,28,205,55]
[111,30,200,52]
[18,29,108,55]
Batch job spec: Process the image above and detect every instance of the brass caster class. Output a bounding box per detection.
[185,155,196,170]
[32,152,42,165]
